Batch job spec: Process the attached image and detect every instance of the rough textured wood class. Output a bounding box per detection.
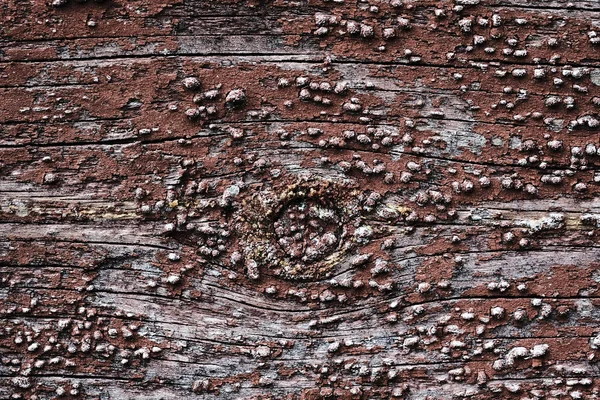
[2,0,600,399]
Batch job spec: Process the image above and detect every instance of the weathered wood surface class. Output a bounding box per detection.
[2,0,600,398]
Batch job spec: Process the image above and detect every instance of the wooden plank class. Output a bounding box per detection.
[2,1,600,399]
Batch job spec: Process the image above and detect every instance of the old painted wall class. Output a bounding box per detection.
[2,0,600,398]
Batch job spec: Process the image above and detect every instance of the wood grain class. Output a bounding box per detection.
[2,0,600,398]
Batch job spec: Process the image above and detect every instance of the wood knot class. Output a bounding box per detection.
[237,181,356,281]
